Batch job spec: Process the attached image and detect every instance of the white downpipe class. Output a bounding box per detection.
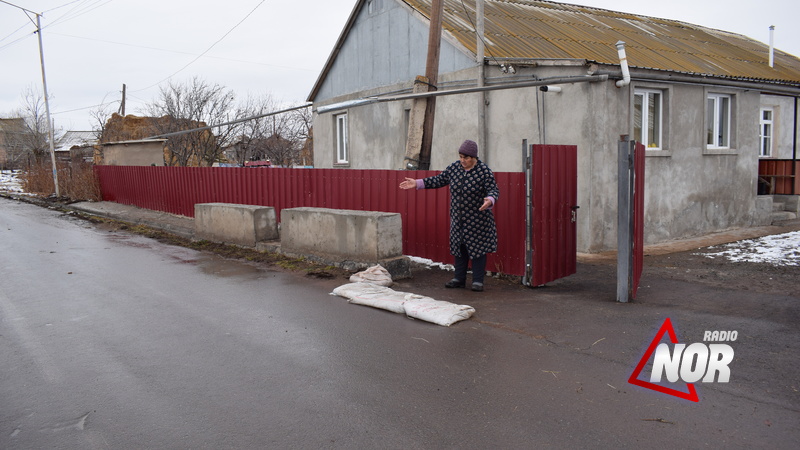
[769,25,775,68]
[615,40,631,88]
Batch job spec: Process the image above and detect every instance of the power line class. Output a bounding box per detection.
[142,103,310,140]
[48,31,318,71]
[47,0,115,28]
[133,0,267,93]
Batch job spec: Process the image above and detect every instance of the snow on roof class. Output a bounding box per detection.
[55,131,97,152]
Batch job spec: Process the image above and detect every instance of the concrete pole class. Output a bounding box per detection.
[477,0,487,165]
[419,0,444,170]
[36,14,59,196]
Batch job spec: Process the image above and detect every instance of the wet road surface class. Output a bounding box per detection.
[1,198,797,448]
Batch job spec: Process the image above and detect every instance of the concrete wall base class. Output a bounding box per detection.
[279,207,409,279]
[195,203,278,247]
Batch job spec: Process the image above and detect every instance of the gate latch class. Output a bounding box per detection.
[571,205,580,223]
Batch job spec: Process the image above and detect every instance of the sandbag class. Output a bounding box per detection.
[332,282,406,314]
[349,264,393,286]
[331,282,475,326]
[402,294,476,327]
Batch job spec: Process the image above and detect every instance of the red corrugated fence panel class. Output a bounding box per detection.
[94,166,527,276]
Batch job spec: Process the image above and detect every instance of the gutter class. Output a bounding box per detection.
[594,69,800,96]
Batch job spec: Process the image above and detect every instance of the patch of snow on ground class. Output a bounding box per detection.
[699,231,800,266]
[0,170,24,193]
[407,256,454,271]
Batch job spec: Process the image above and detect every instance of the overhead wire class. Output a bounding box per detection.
[459,0,502,67]
[132,0,267,93]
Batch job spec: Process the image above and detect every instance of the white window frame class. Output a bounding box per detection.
[759,107,774,158]
[335,113,349,165]
[706,93,732,150]
[634,89,663,150]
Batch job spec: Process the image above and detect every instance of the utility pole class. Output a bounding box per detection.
[119,84,127,116]
[35,13,59,196]
[2,1,60,195]
[476,0,487,165]
[418,0,444,170]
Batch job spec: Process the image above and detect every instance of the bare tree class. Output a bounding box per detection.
[144,77,238,166]
[229,96,311,168]
[0,87,62,167]
[89,97,118,142]
[289,106,313,166]
[226,93,279,165]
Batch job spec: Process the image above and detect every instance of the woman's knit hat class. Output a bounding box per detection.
[458,139,478,158]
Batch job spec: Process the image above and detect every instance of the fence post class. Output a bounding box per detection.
[617,135,634,303]
[522,139,532,286]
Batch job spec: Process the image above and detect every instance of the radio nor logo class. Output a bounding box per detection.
[628,318,735,402]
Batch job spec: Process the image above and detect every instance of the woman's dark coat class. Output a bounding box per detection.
[423,159,500,259]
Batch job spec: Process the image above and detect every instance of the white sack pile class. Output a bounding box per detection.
[332,266,475,326]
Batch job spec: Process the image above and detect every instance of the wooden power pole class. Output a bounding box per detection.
[404,0,444,170]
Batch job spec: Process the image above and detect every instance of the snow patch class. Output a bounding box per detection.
[698,231,800,266]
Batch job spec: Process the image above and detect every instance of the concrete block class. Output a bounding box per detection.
[280,207,405,270]
[753,196,773,226]
[773,194,800,213]
[195,203,278,247]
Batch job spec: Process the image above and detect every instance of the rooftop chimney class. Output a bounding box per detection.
[769,25,775,68]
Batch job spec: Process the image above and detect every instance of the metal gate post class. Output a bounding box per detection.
[523,139,533,286]
[617,136,634,302]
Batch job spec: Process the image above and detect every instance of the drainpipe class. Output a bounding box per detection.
[769,25,775,68]
[615,41,631,88]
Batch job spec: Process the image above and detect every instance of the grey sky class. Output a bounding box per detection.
[2,0,798,132]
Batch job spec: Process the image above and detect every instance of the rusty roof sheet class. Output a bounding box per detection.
[403,0,800,84]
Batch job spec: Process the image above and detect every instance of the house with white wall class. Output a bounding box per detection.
[308,0,800,252]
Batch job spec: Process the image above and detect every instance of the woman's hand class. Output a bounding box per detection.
[479,198,493,211]
[399,177,417,190]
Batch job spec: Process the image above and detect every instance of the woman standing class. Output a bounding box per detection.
[399,139,499,291]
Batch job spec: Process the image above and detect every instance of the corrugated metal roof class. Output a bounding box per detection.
[403,0,800,84]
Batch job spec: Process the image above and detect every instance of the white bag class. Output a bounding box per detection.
[402,294,476,327]
[332,282,406,314]
[332,282,475,326]
[349,264,393,286]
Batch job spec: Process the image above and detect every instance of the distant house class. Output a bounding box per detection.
[54,130,97,163]
[100,113,217,167]
[308,0,800,252]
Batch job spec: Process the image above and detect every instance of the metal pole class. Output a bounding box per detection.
[35,14,59,196]
[476,0,487,164]
[793,97,798,195]
[617,135,633,302]
[523,139,532,286]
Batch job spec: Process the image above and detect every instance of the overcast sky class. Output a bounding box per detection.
[2,0,798,132]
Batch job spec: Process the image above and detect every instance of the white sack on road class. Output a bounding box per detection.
[349,264,393,286]
[332,282,475,326]
[402,294,475,327]
[332,282,407,314]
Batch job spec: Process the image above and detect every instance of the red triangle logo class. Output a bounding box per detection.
[628,318,700,402]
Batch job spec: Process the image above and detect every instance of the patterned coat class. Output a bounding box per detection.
[423,159,500,258]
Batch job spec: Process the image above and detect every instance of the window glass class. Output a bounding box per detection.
[633,89,662,149]
[336,114,348,164]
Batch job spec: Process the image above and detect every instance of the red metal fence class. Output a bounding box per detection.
[95,166,528,276]
[758,159,799,195]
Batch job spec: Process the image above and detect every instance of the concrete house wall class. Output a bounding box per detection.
[310,0,799,253]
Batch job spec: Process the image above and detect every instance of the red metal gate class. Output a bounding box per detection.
[525,144,578,286]
[617,139,645,302]
[632,141,645,298]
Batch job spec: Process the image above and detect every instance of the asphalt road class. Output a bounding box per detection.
[1,197,797,449]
